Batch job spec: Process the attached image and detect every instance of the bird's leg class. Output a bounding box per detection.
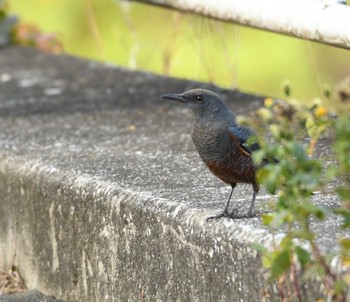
[207,184,236,220]
[247,186,258,217]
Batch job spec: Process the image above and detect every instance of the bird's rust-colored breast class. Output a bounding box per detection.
[205,158,257,186]
[191,119,258,187]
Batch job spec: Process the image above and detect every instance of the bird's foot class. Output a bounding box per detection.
[206,208,239,221]
[206,209,258,221]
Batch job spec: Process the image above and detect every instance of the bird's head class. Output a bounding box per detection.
[160,88,234,122]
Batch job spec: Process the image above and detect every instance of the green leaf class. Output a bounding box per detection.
[293,143,307,161]
[314,207,326,220]
[333,279,347,295]
[270,124,281,138]
[253,150,267,165]
[333,208,350,229]
[297,202,326,220]
[337,188,350,202]
[270,250,291,278]
[257,168,279,194]
[276,210,292,226]
[251,242,268,254]
[295,246,311,267]
[339,238,350,249]
[261,213,274,226]
[289,229,314,241]
[266,181,277,195]
[262,255,272,269]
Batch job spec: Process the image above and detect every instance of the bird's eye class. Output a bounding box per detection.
[195,95,204,102]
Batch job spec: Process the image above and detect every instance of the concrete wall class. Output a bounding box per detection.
[0,47,337,301]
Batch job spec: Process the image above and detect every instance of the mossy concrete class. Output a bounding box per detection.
[0,47,342,301]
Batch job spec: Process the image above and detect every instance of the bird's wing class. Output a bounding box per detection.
[227,126,260,157]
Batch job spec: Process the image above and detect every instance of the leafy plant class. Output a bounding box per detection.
[0,0,18,47]
[242,93,350,301]
[0,0,62,53]
[12,23,63,54]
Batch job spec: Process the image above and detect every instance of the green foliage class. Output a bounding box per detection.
[0,1,6,21]
[270,250,291,279]
[9,0,350,101]
[0,0,61,53]
[244,97,350,301]
[0,0,18,47]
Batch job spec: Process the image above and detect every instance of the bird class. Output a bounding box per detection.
[161,88,264,220]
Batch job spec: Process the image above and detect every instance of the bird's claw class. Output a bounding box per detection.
[206,208,258,221]
[206,208,239,221]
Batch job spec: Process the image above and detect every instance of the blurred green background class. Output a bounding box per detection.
[9,0,350,101]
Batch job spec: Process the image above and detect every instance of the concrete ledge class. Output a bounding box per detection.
[0,290,63,302]
[0,157,271,301]
[0,47,340,301]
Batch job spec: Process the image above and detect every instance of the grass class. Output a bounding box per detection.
[8,0,350,102]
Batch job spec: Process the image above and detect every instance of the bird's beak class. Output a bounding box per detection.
[160,93,187,103]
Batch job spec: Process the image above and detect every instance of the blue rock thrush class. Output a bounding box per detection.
[161,88,262,220]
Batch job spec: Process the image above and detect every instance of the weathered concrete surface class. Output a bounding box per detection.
[0,291,63,302]
[0,47,342,301]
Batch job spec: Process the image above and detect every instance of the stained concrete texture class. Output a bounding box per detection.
[0,291,64,302]
[0,47,343,301]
